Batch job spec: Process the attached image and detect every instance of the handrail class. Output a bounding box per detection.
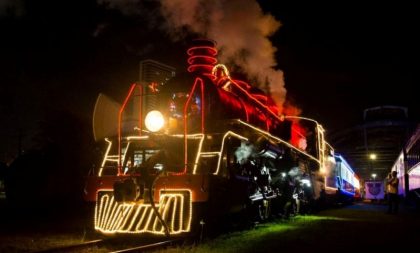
[118,83,143,175]
[180,78,205,175]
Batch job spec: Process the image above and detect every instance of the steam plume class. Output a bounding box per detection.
[235,141,255,165]
[160,0,286,107]
[98,0,286,108]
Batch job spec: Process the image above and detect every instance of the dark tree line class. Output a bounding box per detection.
[3,109,98,213]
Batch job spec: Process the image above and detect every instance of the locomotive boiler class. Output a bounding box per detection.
[90,39,338,237]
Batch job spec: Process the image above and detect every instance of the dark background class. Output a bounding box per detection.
[0,0,418,170]
[267,2,418,130]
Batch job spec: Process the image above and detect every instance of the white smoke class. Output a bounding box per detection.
[235,141,255,165]
[160,0,286,107]
[288,167,301,177]
[97,0,286,107]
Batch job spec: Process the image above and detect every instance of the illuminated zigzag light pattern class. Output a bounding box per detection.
[95,190,192,235]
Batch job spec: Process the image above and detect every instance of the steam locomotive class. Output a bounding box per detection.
[85,39,354,237]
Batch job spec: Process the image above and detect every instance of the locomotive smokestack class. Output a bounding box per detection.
[187,39,218,78]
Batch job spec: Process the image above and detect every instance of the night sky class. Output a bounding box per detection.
[0,0,418,162]
[267,2,418,131]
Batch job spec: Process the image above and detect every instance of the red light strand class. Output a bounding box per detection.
[118,83,142,175]
[187,45,218,78]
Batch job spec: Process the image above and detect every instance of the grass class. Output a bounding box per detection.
[156,215,352,253]
[157,204,420,253]
[0,233,89,253]
[1,202,418,252]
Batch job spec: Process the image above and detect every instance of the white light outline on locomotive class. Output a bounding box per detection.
[99,138,114,176]
[212,64,337,190]
[211,64,230,78]
[193,135,206,174]
[126,135,149,141]
[199,152,220,157]
[214,131,249,175]
[105,195,120,230]
[99,136,152,176]
[132,205,147,232]
[237,120,320,164]
[284,117,340,191]
[162,133,205,174]
[117,204,135,230]
[238,119,341,192]
[285,116,329,167]
[211,65,328,167]
[105,134,204,176]
[94,189,192,235]
[322,154,337,191]
[191,131,248,175]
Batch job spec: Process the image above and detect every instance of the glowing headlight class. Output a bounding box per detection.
[145,110,165,132]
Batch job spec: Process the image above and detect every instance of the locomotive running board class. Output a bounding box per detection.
[94,189,192,235]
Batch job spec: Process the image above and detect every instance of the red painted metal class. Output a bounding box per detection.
[118,83,143,175]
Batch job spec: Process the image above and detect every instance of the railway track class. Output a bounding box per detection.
[32,239,104,253]
[32,238,181,253]
[109,240,180,253]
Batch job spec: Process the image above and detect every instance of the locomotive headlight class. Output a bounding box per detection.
[145,110,165,132]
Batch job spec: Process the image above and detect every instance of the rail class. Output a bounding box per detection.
[31,239,103,253]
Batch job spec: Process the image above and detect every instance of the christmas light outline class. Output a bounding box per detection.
[237,120,320,164]
[191,131,248,175]
[99,138,113,176]
[94,189,192,235]
[214,131,249,175]
[119,84,143,174]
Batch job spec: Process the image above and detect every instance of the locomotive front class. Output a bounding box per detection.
[93,39,229,236]
[93,39,329,237]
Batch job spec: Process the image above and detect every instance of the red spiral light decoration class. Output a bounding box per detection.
[187,39,218,78]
